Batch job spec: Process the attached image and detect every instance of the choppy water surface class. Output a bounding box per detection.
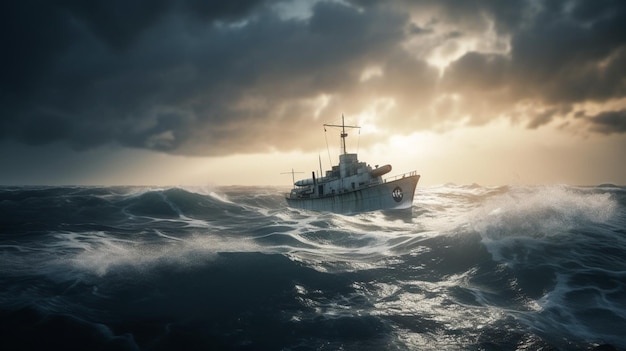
[0,184,624,350]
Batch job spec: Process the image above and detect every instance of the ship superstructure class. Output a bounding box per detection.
[285,115,419,213]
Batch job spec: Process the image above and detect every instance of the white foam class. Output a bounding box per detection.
[465,186,626,348]
[0,229,266,278]
[471,185,617,243]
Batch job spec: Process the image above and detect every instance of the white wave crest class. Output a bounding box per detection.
[471,185,617,241]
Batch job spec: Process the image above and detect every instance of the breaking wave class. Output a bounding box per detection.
[0,184,624,350]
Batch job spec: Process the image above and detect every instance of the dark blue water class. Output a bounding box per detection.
[1,185,624,350]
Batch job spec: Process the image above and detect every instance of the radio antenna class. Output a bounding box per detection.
[323,114,360,155]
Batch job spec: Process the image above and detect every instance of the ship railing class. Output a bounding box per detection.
[384,170,418,183]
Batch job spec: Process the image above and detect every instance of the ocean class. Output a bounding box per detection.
[0,184,624,350]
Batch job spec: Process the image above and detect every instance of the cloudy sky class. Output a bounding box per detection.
[2,0,625,186]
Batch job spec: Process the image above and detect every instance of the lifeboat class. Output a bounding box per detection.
[370,164,392,177]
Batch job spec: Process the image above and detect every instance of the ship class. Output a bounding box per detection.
[285,115,420,214]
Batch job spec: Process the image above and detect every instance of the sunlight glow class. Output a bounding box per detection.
[425,40,472,76]
[9,116,623,187]
[355,98,396,134]
[428,93,467,130]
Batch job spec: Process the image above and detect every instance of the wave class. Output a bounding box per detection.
[0,184,625,350]
[461,185,625,348]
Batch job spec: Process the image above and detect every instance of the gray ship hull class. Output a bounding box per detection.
[286,174,419,214]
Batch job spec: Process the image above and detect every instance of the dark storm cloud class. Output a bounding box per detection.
[1,0,413,155]
[2,0,626,157]
[509,1,626,101]
[435,0,626,130]
[589,109,626,134]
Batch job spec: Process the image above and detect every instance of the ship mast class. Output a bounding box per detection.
[324,114,359,155]
[280,169,303,184]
